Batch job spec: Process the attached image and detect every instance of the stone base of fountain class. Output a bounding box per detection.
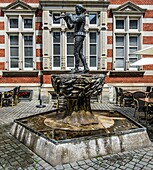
[11,110,152,166]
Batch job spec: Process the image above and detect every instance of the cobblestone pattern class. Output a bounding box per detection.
[0,100,153,170]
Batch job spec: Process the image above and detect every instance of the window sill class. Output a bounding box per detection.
[109,71,145,77]
[2,70,39,77]
[42,70,108,75]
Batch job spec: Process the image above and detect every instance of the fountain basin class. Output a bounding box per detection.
[11,109,152,166]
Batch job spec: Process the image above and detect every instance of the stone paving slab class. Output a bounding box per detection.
[0,100,152,170]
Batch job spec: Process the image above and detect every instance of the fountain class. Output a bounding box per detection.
[10,4,151,166]
[11,72,152,166]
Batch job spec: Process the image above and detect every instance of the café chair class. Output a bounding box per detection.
[146,86,151,92]
[114,87,121,105]
[1,87,18,107]
[145,91,153,122]
[118,88,133,107]
[133,91,147,122]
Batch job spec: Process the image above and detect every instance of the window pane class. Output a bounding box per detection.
[90,45,96,55]
[130,20,138,29]
[10,47,19,56]
[10,58,19,68]
[24,19,33,28]
[90,33,96,43]
[116,37,124,46]
[53,32,60,43]
[90,56,96,67]
[130,37,137,46]
[130,47,137,53]
[53,14,60,24]
[67,44,74,55]
[53,44,60,55]
[24,36,33,45]
[53,56,60,67]
[25,47,33,56]
[67,56,74,67]
[10,19,18,28]
[89,14,97,24]
[25,58,33,68]
[67,32,74,43]
[116,20,124,29]
[10,36,18,45]
[116,47,124,57]
[116,59,124,68]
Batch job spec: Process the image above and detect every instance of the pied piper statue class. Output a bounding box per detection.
[54,4,89,73]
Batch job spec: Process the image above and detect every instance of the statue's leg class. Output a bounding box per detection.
[74,36,80,72]
[79,37,89,73]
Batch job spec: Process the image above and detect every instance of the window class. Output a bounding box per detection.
[53,32,61,68]
[10,18,18,28]
[89,14,97,25]
[24,35,33,68]
[116,19,124,29]
[89,32,97,68]
[24,18,33,29]
[50,13,100,70]
[114,16,140,70]
[115,36,125,69]
[10,35,19,68]
[53,13,60,24]
[129,36,138,69]
[67,32,74,68]
[129,19,138,29]
[8,16,34,70]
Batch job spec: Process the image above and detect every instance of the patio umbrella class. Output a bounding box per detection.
[130,45,153,66]
[130,58,153,66]
[132,45,153,55]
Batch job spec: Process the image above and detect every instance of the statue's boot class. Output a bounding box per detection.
[82,57,89,73]
[71,66,80,74]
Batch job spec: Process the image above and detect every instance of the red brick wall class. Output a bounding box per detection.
[0,49,5,57]
[106,75,153,83]
[36,36,42,44]
[36,62,42,70]
[43,75,51,84]
[0,76,41,83]
[36,49,42,57]
[110,0,153,5]
[107,36,113,44]
[107,23,113,31]
[0,22,4,30]
[0,36,4,44]
[143,36,153,44]
[36,22,42,30]
[107,49,113,58]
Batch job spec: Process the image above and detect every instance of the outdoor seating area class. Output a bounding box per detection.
[0,86,20,107]
[114,86,153,125]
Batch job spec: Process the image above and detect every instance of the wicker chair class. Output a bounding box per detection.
[118,88,133,107]
[114,87,121,105]
[1,87,18,107]
[133,91,147,121]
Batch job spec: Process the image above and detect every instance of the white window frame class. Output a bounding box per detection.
[23,17,33,30]
[113,15,141,71]
[52,31,61,70]
[89,13,98,27]
[23,34,34,70]
[89,31,98,70]
[52,13,61,26]
[7,14,35,71]
[9,34,19,70]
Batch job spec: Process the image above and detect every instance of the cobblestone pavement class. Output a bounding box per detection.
[0,100,153,170]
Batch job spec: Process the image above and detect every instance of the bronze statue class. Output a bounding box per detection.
[54,4,89,73]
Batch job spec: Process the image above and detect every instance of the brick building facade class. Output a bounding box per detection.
[0,0,153,102]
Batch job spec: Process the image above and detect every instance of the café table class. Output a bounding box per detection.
[139,98,153,124]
